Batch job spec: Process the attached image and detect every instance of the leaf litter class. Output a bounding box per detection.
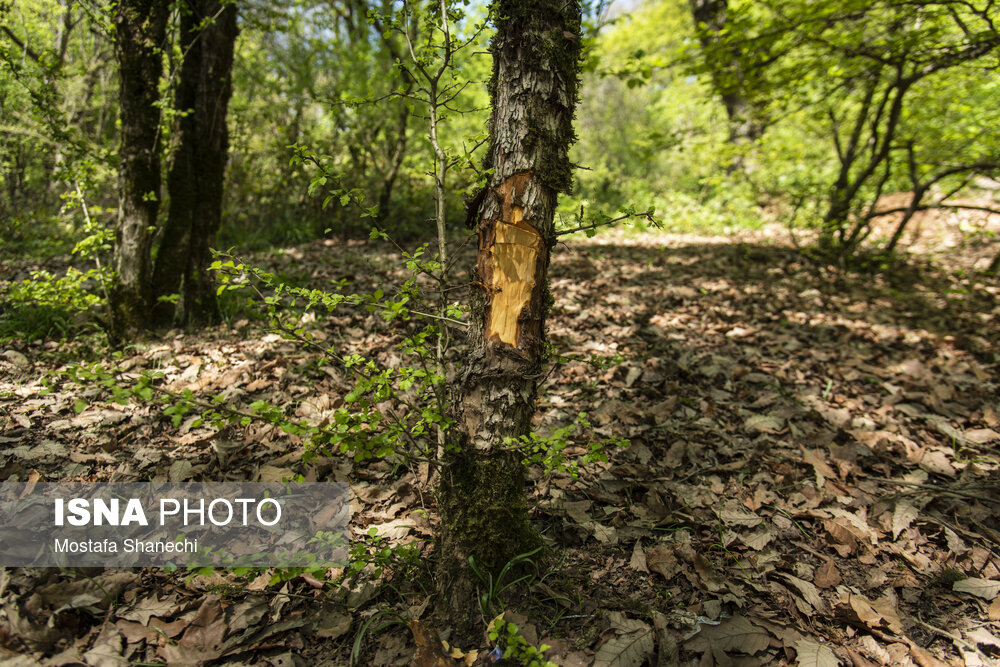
[0,227,998,664]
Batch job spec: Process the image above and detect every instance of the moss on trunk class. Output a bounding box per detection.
[435,0,582,629]
[109,0,169,340]
[438,451,541,574]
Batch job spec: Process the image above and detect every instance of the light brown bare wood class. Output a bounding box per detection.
[487,208,542,346]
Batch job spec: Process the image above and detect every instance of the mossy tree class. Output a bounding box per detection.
[436,0,582,619]
[110,0,169,340]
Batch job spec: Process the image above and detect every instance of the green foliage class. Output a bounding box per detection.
[565,0,1000,254]
[487,615,557,667]
[693,0,1000,256]
[221,0,491,247]
[210,248,455,466]
[0,267,105,341]
[0,0,118,257]
[565,0,764,234]
[5,0,998,262]
[505,412,624,478]
[348,527,422,580]
[470,546,542,620]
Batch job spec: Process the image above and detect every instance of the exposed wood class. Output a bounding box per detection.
[408,620,455,667]
[484,172,543,347]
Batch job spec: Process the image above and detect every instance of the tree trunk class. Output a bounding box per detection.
[436,0,582,623]
[110,0,169,340]
[689,0,764,170]
[820,184,851,253]
[153,0,238,328]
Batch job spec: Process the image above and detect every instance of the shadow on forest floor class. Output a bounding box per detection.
[0,228,998,665]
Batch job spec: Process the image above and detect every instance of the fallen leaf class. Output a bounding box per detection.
[964,428,999,444]
[911,644,949,667]
[794,639,840,667]
[892,500,918,540]
[645,545,679,580]
[629,540,648,573]
[914,448,956,477]
[168,459,193,482]
[953,577,1000,600]
[847,594,882,628]
[778,573,827,613]
[814,561,841,589]
[966,627,1000,648]
[36,572,139,613]
[3,350,30,368]
[825,507,877,547]
[115,619,159,644]
[685,616,769,655]
[562,499,592,524]
[83,622,126,667]
[988,595,1000,622]
[365,517,415,541]
[160,595,226,664]
[117,594,182,625]
[227,597,268,633]
[593,615,654,667]
[869,596,903,634]
[257,465,294,482]
[801,448,837,488]
[741,524,776,551]
[692,553,727,592]
[588,522,618,544]
[718,500,762,527]
[745,414,783,435]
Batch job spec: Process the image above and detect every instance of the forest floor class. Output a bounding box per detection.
[1,217,999,666]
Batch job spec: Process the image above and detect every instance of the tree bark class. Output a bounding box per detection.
[153,0,238,328]
[110,0,169,340]
[436,0,582,623]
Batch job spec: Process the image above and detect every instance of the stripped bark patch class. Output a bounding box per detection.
[487,209,543,346]
[481,170,546,349]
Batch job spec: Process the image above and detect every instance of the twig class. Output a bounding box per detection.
[911,616,996,666]
[556,210,658,237]
[868,202,1000,218]
[866,476,1000,506]
[73,181,113,321]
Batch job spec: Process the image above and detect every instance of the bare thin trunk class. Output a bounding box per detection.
[376,103,409,222]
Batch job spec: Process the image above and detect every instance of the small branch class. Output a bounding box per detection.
[1,26,42,63]
[911,617,994,665]
[73,180,112,308]
[409,309,467,327]
[868,202,1000,219]
[556,210,658,237]
[868,476,1000,506]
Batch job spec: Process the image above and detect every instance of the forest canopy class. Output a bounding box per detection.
[3,1,999,268]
